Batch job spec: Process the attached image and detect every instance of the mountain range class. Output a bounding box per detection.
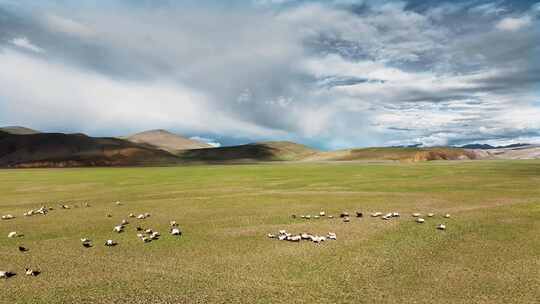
[1,126,539,167]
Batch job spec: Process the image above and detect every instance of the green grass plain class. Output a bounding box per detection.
[1,160,539,303]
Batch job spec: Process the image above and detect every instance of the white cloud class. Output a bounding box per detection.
[44,14,95,37]
[0,49,286,139]
[9,37,44,53]
[496,15,532,31]
[190,136,221,147]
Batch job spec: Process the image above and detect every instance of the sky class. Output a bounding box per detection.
[0,0,539,150]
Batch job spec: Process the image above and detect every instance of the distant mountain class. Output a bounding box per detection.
[0,126,40,135]
[125,129,212,154]
[303,147,477,162]
[178,141,319,162]
[0,131,179,168]
[460,143,530,149]
[460,144,495,149]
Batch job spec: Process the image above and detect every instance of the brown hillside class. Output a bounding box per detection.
[178,141,319,162]
[0,131,179,168]
[305,147,477,162]
[0,126,40,135]
[125,129,212,153]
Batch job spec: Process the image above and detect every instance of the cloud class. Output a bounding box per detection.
[496,15,532,31]
[9,37,44,53]
[43,14,95,37]
[0,0,538,149]
[190,136,222,147]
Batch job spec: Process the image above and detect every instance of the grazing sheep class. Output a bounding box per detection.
[115,201,122,206]
[171,228,181,236]
[327,232,337,240]
[128,213,135,218]
[25,268,40,276]
[301,233,312,240]
[382,213,393,220]
[328,215,334,219]
[340,212,349,218]
[356,211,363,218]
[287,235,301,242]
[141,237,152,243]
[150,231,160,239]
[80,238,91,243]
[312,236,326,243]
[319,211,326,217]
[343,216,350,222]
[314,215,320,219]
[392,212,400,217]
[427,213,434,217]
[18,246,29,252]
[278,230,287,236]
[437,224,446,230]
[300,215,306,219]
[84,202,90,207]
[121,219,129,225]
[82,242,93,248]
[59,204,70,209]
[1,214,15,220]
[0,271,16,279]
[145,229,153,234]
[278,235,287,241]
[412,213,421,217]
[8,231,18,238]
[137,214,146,219]
[113,225,124,233]
[371,212,382,217]
[444,214,451,218]
[170,221,178,227]
[416,218,425,223]
[104,240,117,247]
[144,213,151,218]
[267,233,276,238]
[305,215,312,220]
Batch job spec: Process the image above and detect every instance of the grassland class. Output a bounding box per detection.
[1,160,539,303]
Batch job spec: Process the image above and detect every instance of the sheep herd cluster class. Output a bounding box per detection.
[1,201,183,280]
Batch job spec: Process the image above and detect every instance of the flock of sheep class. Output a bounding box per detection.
[1,201,183,280]
[270,210,450,244]
[2,201,453,279]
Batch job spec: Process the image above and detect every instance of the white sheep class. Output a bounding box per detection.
[371,212,382,217]
[427,213,434,217]
[104,240,117,246]
[319,211,326,217]
[287,235,301,242]
[8,231,18,238]
[416,218,425,223]
[343,216,350,222]
[1,214,15,220]
[412,213,421,217]
[392,212,400,217]
[171,228,181,236]
[327,232,337,240]
[113,225,124,233]
[437,224,446,230]
[444,214,451,218]
[267,233,276,238]
[25,268,40,276]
